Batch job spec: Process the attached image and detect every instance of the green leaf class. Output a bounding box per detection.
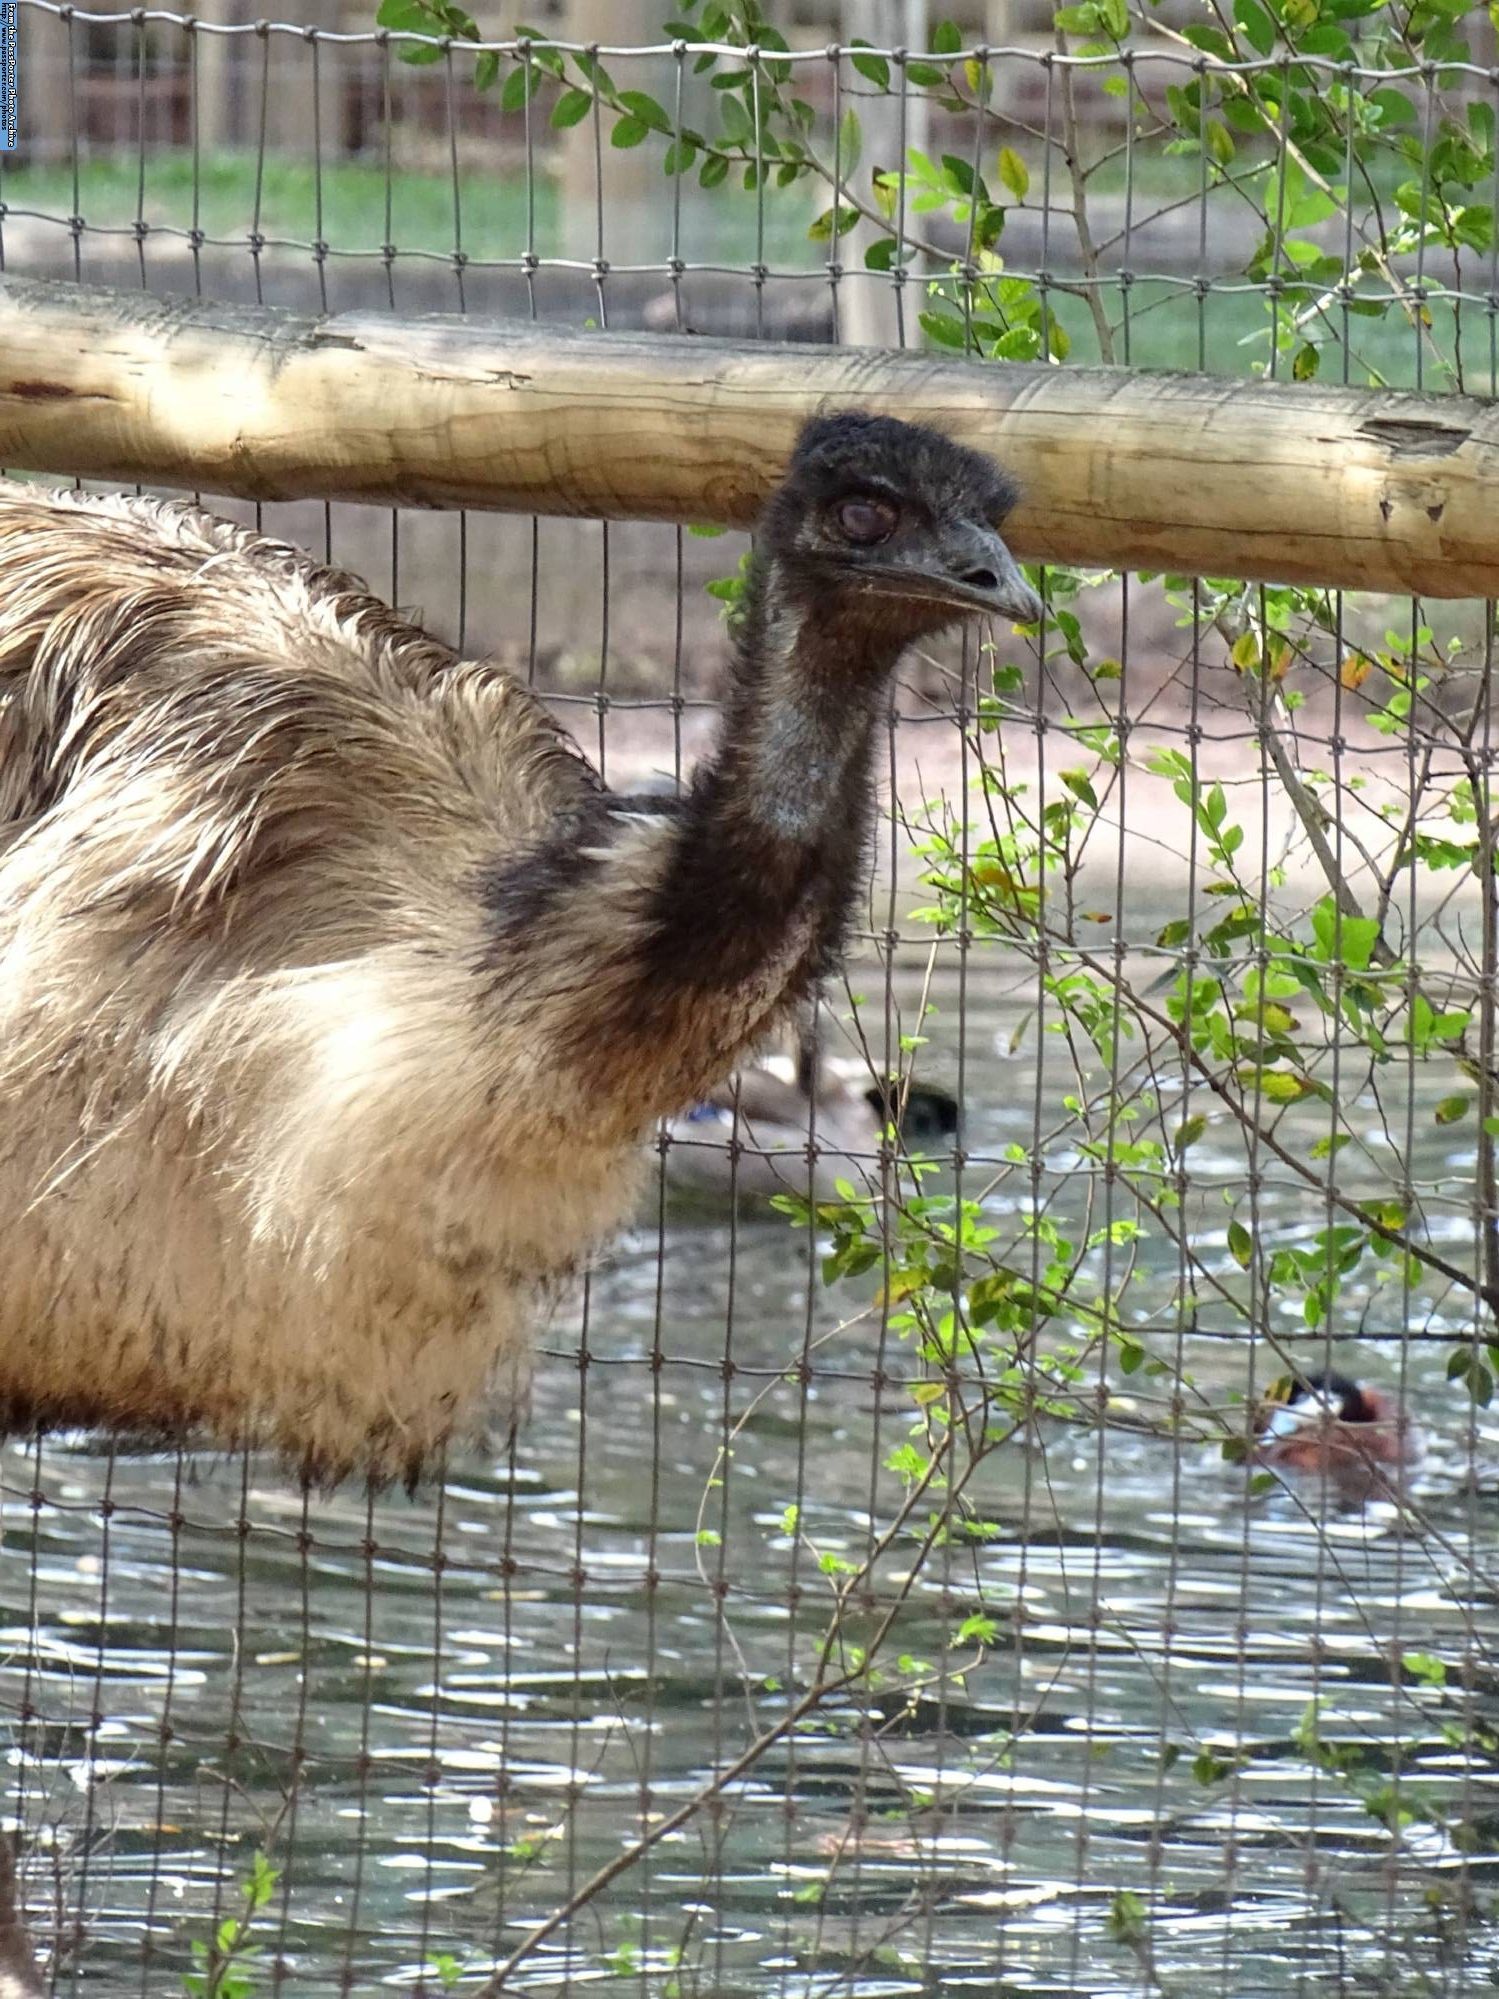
[551,86,593,129]
[1309,896,1381,972]
[808,203,860,242]
[699,153,730,189]
[1181,21,1235,54]
[920,308,970,350]
[611,114,649,149]
[932,19,963,54]
[1108,1889,1148,1947]
[1370,85,1417,127]
[1175,1114,1207,1151]
[248,1853,278,1908]
[956,1611,999,1644]
[718,91,752,144]
[991,324,1040,360]
[998,147,1029,199]
[838,107,862,178]
[377,0,436,28]
[1193,1747,1235,1784]
[571,47,615,96]
[1234,0,1277,53]
[850,42,891,88]
[1292,342,1320,381]
[617,89,671,133]
[940,151,978,197]
[1228,1220,1254,1269]
[1449,1349,1494,1406]
[1435,1094,1471,1125]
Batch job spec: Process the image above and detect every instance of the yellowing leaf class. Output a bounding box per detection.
[973,858,1022,899]
[1435,1094,1471,1125]
[1230,631,1260,672]
[1340,652,1372,690]
[877,1267,927,1307]
[1236,1000,1298,1035]
[1260,1070,1308,1103]
[998,147,1029,199]
[1268,642,1293,682]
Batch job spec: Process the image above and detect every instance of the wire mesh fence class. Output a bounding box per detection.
[0,3,1497,1994]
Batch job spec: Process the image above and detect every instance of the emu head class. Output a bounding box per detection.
[758,411,1042,641]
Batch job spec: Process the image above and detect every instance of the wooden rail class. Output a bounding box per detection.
[0,274,1494,597]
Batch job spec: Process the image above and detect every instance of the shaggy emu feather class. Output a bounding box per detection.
[0,415,1037,1484]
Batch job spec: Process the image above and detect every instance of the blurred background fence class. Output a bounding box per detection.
[3,3,1499,1995]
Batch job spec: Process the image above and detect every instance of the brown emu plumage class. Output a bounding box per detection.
[0,417,1035,1483]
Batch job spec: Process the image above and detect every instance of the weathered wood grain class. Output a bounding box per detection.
[0,273,1493,595]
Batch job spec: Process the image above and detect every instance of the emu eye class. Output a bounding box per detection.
[836,497,898,545]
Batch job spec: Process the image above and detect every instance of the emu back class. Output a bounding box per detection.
[0,486,634,1483]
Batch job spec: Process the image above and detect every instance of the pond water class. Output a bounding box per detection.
[2,944,1497,1999]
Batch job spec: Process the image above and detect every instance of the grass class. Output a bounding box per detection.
[0,150,559,262]
[0,150,1480,388]
[0,146,820,270]
[1042,280,1490,389]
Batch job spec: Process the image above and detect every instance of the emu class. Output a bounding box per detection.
[0,413,1038,1485]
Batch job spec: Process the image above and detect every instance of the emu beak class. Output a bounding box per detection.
[872,522,1043,624]
[934,521,1044,623]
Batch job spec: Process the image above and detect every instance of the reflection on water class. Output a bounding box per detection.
[2,964,1498,1997]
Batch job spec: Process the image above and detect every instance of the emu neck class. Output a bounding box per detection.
[479,558,910,1132]
[648,562,903,997]
[723,574,890,844]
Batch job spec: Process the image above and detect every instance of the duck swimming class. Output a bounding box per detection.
[660,1019,959,1203]
[1255,1368,1417,1500]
